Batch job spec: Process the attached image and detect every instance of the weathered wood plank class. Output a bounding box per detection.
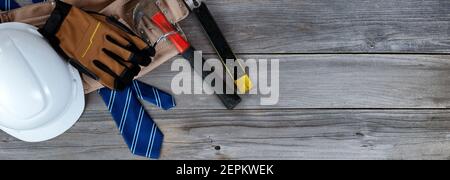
[2,109,450,160]
[83,54,450,109]
[180,0,450,53]
[3,0,450,160]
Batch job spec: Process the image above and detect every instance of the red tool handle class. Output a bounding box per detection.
[151,12,190,53]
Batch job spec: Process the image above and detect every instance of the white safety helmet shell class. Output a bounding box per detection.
[0,22,85,142]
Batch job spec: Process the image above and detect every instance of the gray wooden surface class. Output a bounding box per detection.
[2,0,450,159]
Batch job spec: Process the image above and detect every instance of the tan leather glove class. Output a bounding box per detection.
[39,0,155,90]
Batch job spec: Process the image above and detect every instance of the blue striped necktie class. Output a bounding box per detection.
[98,80,176,159]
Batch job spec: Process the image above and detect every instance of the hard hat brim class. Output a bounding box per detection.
[0,65,85,142]
[0,22,85,142]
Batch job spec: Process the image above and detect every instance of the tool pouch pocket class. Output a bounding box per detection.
[0,0,115,26]
[82,0,190,93]
[0,0,190,93]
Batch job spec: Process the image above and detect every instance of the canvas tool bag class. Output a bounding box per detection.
[0,0,189,93]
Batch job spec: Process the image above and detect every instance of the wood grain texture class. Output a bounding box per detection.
[82,54,450,109]
[2,109,450,160]
[2,0,450,160]
[180,0,450,53]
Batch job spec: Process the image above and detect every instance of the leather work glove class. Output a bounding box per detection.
[39,0,155,90]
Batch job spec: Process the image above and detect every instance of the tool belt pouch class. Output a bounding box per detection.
[0,0,189,94]
[0,0,116,27]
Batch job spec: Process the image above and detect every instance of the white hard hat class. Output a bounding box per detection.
[0,22,85,142]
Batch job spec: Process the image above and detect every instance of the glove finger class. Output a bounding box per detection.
[94,66,117,90]
[125,33,153,52]
[125,43,154,66]
[94,56,140,89]
[104,29,132,48]
[121,29,156,62]
[88,13,137,47]
[106,18,156,65]
[105,35,134,62]
[89,13,154,66]
[101,48,142,72]
[105,34,153,66]
[88,59,117,90]
[101,15,154,54]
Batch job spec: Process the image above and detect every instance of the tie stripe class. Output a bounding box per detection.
[131,107,145,153]
[155,88,162,108]
[133,81,144,99]
[152,88,160,108]
[118,89,132,133]
[107,90,114,109]
[172,96,176,107]
[146,124,157,157]
[108,90,117,111]
[99,80,175,159]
